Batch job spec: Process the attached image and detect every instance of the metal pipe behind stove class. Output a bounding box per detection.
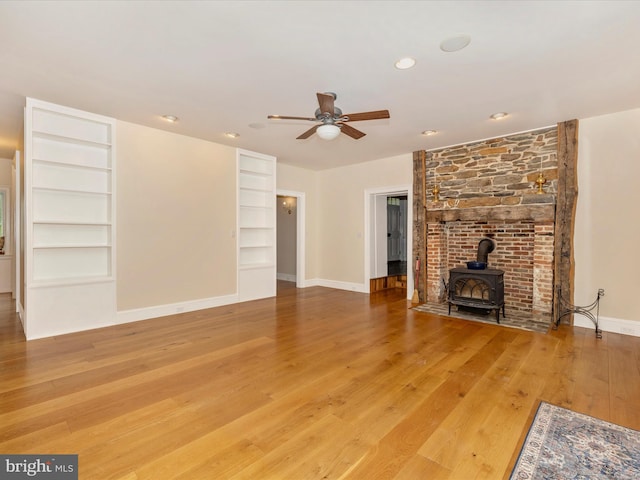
[477,238,495,264]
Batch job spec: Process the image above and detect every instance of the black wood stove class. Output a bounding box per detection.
[448,238,505,323]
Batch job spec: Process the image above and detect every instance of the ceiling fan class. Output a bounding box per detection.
[267,92,390,140]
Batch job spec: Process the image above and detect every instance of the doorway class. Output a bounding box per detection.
[276,189,306,290]
[364,185,413,298]
[386,195,408,276]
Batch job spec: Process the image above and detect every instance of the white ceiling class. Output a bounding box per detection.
[1,1,639,170]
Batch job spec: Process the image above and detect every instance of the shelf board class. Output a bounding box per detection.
[32,220,111,226]
[29,275,115,289]
[238,185,272,193]
[33,244,111,250]
[239,262,275,270]
[33,186,112,196]
[239,225,273,230]
[239,204,273,210]
[239,168,273,177]
[33,157,112,172]
[33,130,112,149]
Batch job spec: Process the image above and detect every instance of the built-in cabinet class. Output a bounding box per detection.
[237,149,276,301]
[24,98,116,339]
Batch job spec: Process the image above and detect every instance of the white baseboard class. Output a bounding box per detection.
[312,278,368,293]
[115,279,367,328]
[574,314,640,337]
[277,273,296,282]
[116,293,239,325]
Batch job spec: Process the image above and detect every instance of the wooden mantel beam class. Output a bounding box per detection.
[426,204,555,223]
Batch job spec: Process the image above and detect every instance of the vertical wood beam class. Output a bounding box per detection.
[412,150,427,302]
[553,120,579,323]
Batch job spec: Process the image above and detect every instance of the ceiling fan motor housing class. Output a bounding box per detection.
[315,106,343,123]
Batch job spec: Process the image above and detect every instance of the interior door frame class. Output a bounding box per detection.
[12,150,21,316]
[276,189,306,288]
[364,184,413,298]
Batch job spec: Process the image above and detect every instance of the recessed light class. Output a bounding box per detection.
[162,115,178,123]
[394,57,416,70]
[422,130,438,136]
[225,132,240,138]
[490,112,509,120]
[440,34,471,53]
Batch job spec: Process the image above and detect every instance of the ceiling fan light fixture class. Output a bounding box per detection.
[316,124,341,140]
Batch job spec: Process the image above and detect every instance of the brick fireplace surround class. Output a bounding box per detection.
[413,125,571,326]
[427,220,554,320]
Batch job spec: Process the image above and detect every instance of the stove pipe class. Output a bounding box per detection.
[477,238,496,264]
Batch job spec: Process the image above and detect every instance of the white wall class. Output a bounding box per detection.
[116,121,237,312]
[575,107,640,335]
[276,162,318,281]
[316,154,413,289]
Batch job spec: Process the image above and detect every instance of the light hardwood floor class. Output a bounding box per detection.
[1,282,639,479]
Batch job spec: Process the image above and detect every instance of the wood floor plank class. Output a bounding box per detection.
[228,413,371,480]
[393,454,452,479]
[344,329,519,479]
[417,332,535,470]
[0,285,639,479]
[447,333,562,478]
[608,333,640,427]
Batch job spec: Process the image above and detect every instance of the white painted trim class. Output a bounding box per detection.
[277,272,296,282]
[116,294,239,325]
[12,150,20,307]
[0,186,11,257]
[17,301,24,329]
[298,277,320,288]
[574,315,640,338]
[314,278,367,293]
[236,148,277,162]
[276,189,306,289]
[364,184,413,298]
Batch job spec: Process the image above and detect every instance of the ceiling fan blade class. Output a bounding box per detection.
[339,123,366,139]
[296,125,319,139]
[268,115,317,121]
[316,92,335,116]
[342,110,390,122]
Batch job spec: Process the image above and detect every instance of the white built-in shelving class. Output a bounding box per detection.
[237,149,276,301]
[24,98,116,339]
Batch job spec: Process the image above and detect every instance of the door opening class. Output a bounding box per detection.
[365,186,412,298]
[386,195,407,276]
[276,189,306,290]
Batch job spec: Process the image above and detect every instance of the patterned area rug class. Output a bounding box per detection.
[412,302,550,334]
[510,402,640,479]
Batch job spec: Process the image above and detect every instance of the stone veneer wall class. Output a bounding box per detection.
[427,127,558,208]
[423,126,558,320]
